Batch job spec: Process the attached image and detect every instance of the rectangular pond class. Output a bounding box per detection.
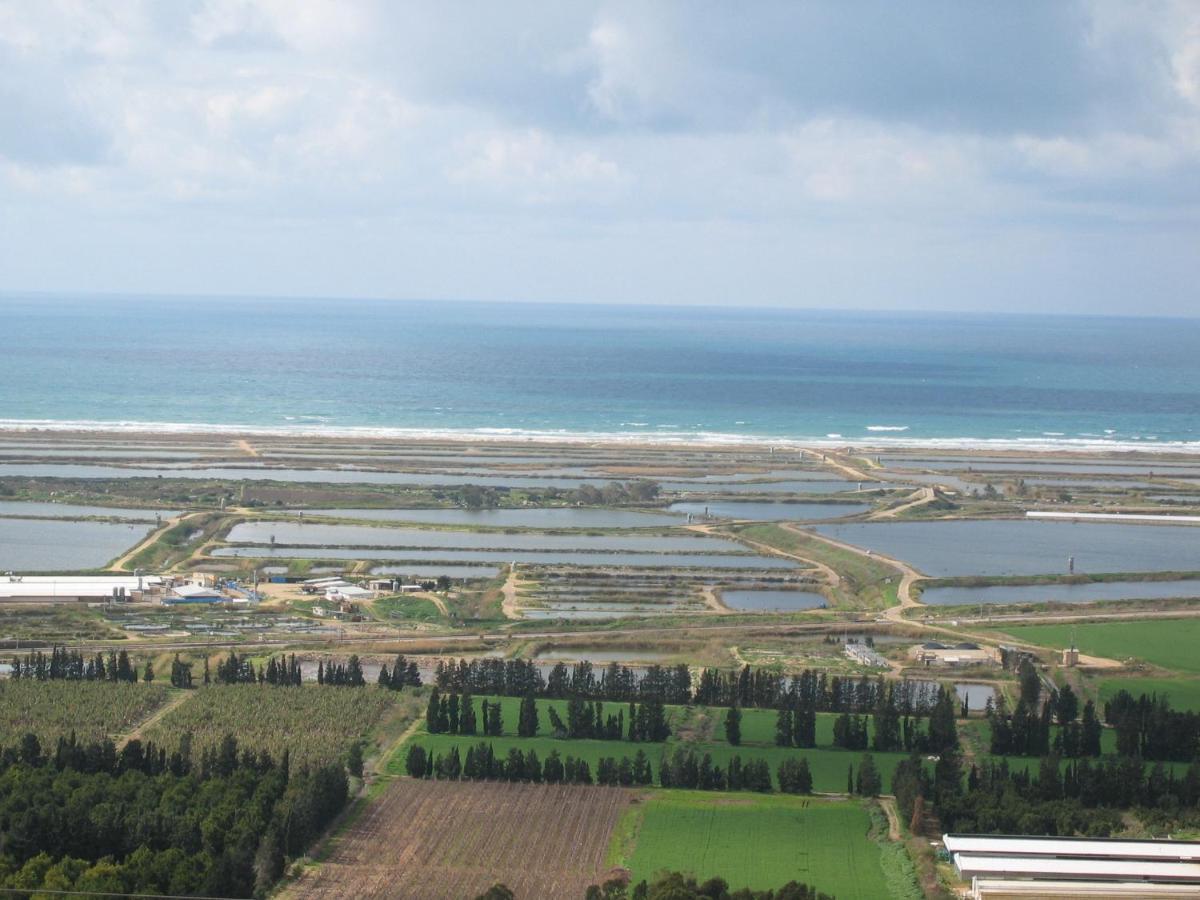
[921,579,1200,606]
[0,518,152,570]
[659,479,891,495]
[225,522,745,553]
[669,501,868,521]
[880,456,1200,477]
[813,519,1200,577]
[0,501,178,520]
[720,589,827,611]
[297,507,683,528]
[370,565,501,579]
[213,546,800,569]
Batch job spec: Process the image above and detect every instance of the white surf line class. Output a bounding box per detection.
[1026,510,1200,524]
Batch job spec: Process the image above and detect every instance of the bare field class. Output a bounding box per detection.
[284,780,631,900]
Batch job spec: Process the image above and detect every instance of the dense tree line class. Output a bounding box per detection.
[0,732,348,898]
[433,657,942,714]
[169,653,193,688]
[10,646,139,683]
[573,480,660,506]
[314,654,367,686]
[403,741,827,796]
[658,748,772,792]
[434,658,693,704]
[585,870,834,900]
[988,692,1105,759]
[405,742,614,785]
[425,691,671,743]
[774,684,957,755]
[892,744,1200,839]
[1106,691,1200,762]
[695,667,940,714]
[377,653,423,689]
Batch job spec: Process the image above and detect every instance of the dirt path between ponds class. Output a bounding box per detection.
[699,583,729,612]
[689,523,843,593]
[109,512,194,571]
[870,486,936,520]
[500,565,523,619]
[776,525,923,615]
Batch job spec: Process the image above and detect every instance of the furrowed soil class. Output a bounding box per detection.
[283,779,631,899]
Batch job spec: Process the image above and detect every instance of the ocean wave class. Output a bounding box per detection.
[0,418,1197,454]
[866,425,909,432]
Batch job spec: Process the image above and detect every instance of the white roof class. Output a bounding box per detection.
[972,879,1200,897]
[954,854,1200,883]
[945,835,1200,862]
[0,576,164,598]
[325,584,371,598]
[173,584,223,598]
[1027,511,1200,524]
[303,576,347,585]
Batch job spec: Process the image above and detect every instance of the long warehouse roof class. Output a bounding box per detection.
[971,879,1200,898]
[954,854,1200,883]
[945,835,1200,862]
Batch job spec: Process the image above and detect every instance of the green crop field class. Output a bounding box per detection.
[615,791,891,900]
[391,696,912,793]
[0,680,169,747]
[1096,677,1200,712]
[1005,619,1200,674]
[144,683,419,768]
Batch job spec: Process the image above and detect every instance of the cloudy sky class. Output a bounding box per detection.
[1,1,1198,314]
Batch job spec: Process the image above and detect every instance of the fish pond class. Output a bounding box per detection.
[813,519,1200,577]
[921,579,1200,606]
[0,518,151,570]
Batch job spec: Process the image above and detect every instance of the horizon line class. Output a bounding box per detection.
[3,288,1199,322]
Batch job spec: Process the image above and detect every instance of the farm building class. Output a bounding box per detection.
[164,584,225,604]
[915,641,996,667]
[0,574,165,602]
[325,583,372,602]
[945,834,1200,899]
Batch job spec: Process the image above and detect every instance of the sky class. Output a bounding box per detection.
[0,1,1198,315]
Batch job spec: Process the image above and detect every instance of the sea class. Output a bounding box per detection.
[3,294,1198,451]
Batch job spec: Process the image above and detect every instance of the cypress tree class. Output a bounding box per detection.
[725,705,742,746]
[426,688,442,734]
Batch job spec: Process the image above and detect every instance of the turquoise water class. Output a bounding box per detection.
[3,296,1199,448]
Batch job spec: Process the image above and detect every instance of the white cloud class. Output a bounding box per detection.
[0,0,1196,312]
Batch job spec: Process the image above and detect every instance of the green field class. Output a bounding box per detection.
[1096,677,1200,712]
[616,791,891,900]
[1005,619,1200,674]
[372,594,444,622]
[390,696,912,793]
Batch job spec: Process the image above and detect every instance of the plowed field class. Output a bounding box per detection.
[284,780,631,899]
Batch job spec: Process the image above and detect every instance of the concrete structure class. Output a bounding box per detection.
[946,834,1200,899]
[916,641,997,667]
[164,584,224,604]
[1063,646,1080,666]
[0,574,164,602]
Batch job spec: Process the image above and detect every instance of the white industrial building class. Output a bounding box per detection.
[0,574,164,602]
[946,834,1200,899]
